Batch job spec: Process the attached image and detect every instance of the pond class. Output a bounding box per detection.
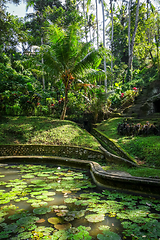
[0,163,160,240]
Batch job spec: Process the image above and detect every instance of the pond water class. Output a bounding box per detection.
[0,163,160,240]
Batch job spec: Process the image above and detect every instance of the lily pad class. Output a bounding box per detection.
[16,231,32,239]
[64,198,77,204]
[36,218,45,223]
[54,223,72,230]
[64,216,74,222]
[22,174,35,178]
[85,214,105,223]
[31,201,48,208]
[97,230,121,240]
[33,207,51,215]
[48,217,62,224]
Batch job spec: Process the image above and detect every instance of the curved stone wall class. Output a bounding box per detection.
[0,144,105,162]
[0,155,159,197]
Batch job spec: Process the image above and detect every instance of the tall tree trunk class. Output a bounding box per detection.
[128,0,140,70]
[41,37,45,90]
[83,0,88,42]
[101,0,107,92]
[128,0,131,69]
[156,13,160,80]
[110,0,113,87]
[60,87,68,120]
[95,0,99,48]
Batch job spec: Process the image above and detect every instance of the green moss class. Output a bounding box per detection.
[0,116,100,150]
[96,117,160,168]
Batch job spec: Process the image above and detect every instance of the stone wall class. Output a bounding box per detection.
[91,128,136,163]
[0,145,105,162]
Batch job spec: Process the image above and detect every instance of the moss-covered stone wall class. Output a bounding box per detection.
[91,128,136,163]
[0,145,105,162]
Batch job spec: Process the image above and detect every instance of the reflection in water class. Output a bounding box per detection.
[0,163,159,240]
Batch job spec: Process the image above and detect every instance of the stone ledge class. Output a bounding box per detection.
[91,128,137,165]
[0,156,160,197]
[0,144,105,162]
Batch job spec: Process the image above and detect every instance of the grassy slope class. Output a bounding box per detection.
[1,116,160,178]
[96,117,160,178]
[0,116,100,150]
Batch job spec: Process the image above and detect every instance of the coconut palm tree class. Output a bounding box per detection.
[42,24,105,120]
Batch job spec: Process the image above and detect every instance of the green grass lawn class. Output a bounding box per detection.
[1,116,160,178]
[96,117,160,177]
[0,116,100,150]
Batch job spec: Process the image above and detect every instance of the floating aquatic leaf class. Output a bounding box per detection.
[2,222,18,233]
[47,176,59,179]
[36,195,48,200]
[16,216,39,226]
[26,199,41,204]
[97,230,121,240]
[64,198,77,204]
[31,192,42,196]
[19,197,28,201]
[70,188,81,191]
[34,226,54,236]
[64,216,74,222]
[48,217,62,224]
[108,212,116,217]
[8,211,28,220]
[59,205,67,209]
[98,225,110,231]
[37,173,50,177]
[44,191,56,196]
[22,174,35,178]
[31,201,48,208]
[62,190,71,194]
[85,214,105,223]
[55,210,68,217]
[16,231,32,239]
[51,229,68,239]
[33,207,51,215]
[54,223,72,230]
[45,197,54,202]
[36,218,45,223]
[56,189,64,192]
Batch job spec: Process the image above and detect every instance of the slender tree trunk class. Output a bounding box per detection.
[128,0,131,69]
[60,87,68,120]
[83,0,88,42]
[41,37,45,90]
[95,0,99,48]
[110,0,114,88]
[128,0,140,70]
[156,14,160,79]
[101,0,107,92]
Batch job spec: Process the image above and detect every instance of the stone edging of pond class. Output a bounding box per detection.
[0,155,160,197]
[91,128,136,164]
[0,144,104,161]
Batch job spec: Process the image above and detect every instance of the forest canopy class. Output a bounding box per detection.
[0,0,159,120]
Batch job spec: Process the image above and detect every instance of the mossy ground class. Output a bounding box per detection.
[0,116,100,150]
[1,116,160,178]
[96,117,160,178]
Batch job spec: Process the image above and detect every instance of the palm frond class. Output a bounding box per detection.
[73,49,102,76]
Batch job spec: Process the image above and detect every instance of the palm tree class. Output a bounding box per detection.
[42,24,105,120]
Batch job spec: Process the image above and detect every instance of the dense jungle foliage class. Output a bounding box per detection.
[0,0,159,121]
